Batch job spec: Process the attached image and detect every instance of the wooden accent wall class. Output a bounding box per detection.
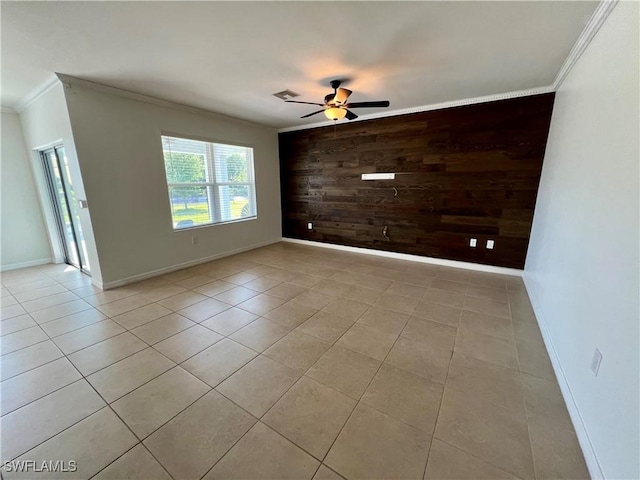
[278,93,555,269]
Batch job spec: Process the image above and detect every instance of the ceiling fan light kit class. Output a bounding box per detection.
[325,107,347,121]
[285,79,390,122]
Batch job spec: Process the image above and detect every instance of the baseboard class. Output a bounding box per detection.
[522,272,603,480]
[100,238,281,290]
[283,238,523,276]
[0,258,53,272]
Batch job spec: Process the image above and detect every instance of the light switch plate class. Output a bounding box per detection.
[470,238,477,247]
[486,239,495,249]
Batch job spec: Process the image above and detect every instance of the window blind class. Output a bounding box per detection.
[161,135,257,229]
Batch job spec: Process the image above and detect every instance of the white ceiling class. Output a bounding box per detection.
[2,1,598,128]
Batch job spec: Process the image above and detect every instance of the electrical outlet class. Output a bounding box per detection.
[307,222,313,230]
[470,238,477,247]
[591,348,603,376]
[486,239,495,249]
[191,236,198,245]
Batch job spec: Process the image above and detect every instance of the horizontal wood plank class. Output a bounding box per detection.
[279,93,555,269]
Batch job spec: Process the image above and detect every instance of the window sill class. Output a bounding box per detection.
[172,215,258,232]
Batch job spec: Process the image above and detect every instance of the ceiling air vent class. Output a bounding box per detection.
[273,90,300,101]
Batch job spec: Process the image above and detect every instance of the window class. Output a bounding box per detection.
[161,135,257,229]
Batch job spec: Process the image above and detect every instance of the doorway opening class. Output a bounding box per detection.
[40,145,90,273]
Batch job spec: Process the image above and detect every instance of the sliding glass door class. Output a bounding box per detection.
[41,146,90,272]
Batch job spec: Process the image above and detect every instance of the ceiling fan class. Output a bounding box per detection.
[286,80,390,121]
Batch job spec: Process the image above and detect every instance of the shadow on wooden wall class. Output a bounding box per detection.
[278,93,555,269]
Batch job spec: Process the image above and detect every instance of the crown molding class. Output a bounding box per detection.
[14,74,60,113]
[552,0,618,89]
[56,73,270,130]
[11,0,614,129]
[277,0,617,134]
[277,85,555,133]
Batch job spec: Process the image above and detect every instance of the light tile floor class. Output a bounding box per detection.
[0,242,589,479]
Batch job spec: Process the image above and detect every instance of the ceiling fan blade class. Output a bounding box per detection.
[285,100,325,106]
[345,101,390,108]
[334,88,352,105]
[345,110,358,120]
[300,109,325,118]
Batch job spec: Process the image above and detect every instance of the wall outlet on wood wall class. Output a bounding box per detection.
[278,93,554,269]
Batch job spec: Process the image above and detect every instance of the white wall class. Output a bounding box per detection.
[62,83,281,287]
[525,3,639,479]
[19,82,103,284]
[0,112,52,270]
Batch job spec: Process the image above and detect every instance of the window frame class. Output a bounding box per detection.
[160,132,258,231]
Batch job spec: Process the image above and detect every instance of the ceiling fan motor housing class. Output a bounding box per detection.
[285,79,390,121]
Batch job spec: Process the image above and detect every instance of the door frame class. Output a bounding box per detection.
[39,145,88,273]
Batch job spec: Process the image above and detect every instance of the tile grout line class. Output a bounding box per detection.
[7,273,297,442]
[197,282,398,479]
[510,287,540,480]
[423,298,463,479]
[0,342,63,382]
[425,276,518,477]
[89,371,212,480]
[316,311,417,474]
[199,298,372,478]
[1,334,50,358]
[3,276,192,429]
[1,300,84,416]
[2,300,147,472]
[2,378,89,458]
[2,246,539,480]
[1,273,92,386]
[72,286,224,478]
[90,286,330,477]
[312,286,436,473]
[167,280,326,477]
[427,283,537,479]
[10,286,73,304]
[435,437,528,480]
[6,292,183,479]
[410,284,456,480]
